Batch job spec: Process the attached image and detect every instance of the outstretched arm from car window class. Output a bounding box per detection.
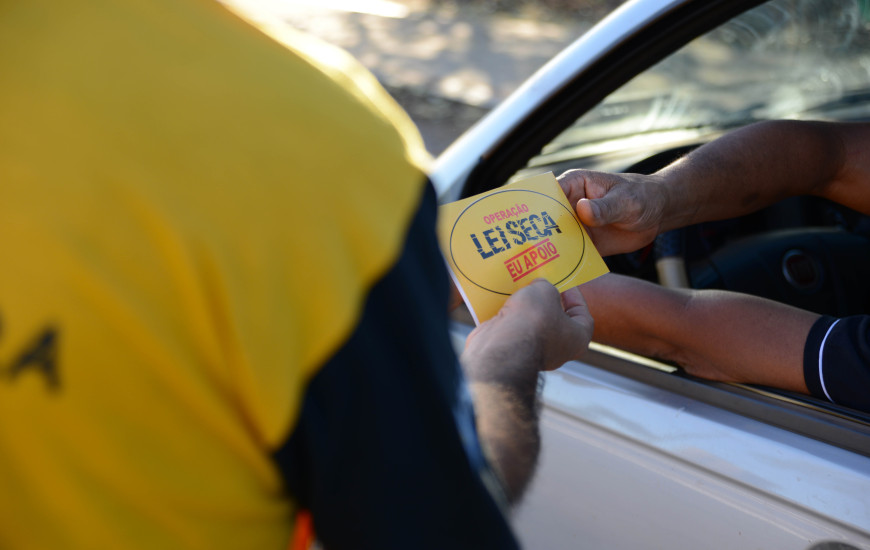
[460,280,593,504]
[581,273,819,394]
[558,120,870,256]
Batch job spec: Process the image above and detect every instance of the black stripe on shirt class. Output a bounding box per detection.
[804,314,870,413]
[274,183,519,550]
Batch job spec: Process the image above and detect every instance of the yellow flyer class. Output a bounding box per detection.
[438,172,608,324]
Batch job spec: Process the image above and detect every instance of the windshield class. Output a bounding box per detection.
[544,0,870,154]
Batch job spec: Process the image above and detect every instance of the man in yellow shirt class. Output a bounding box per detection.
[0,1,592,548]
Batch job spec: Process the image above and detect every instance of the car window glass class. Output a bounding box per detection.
[524,0,870,171]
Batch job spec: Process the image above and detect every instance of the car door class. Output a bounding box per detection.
[434,0,870,548]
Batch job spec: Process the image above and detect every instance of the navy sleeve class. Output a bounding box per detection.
[803,315,870,413]
[275,184,520,550]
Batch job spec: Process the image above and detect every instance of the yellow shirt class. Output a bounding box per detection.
[0,0,430,547]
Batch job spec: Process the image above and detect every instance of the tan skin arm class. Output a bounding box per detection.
[554,120,870,395]
[582,273,819,394]
[559,120,870,257]
[460,280,593,504]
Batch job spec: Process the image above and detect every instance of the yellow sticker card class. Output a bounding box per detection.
[438,172,609,324]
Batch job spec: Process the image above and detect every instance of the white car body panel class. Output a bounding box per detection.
[515,359,870,549]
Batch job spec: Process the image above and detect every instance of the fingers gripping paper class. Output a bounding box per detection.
[438,172,609,324]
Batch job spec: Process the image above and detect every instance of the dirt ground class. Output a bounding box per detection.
[383,0,627,154]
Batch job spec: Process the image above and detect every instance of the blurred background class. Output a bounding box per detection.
[223,0,626,154]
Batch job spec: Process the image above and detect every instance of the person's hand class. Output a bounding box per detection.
[458,280,592,503]
[557,169,667,256]
[462,279,593,377]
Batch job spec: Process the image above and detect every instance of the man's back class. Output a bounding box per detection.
[0,1,457,547]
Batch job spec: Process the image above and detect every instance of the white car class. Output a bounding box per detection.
[433,1,870,549]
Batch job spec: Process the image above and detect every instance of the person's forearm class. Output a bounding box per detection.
[466,379,539,505]
[822,122,870,213]
[460,350,541,506]
[581,275,687,362]
[457,280,592,505]
[583,274,819,393]
[667,289,817,392]
[656,121,870,231]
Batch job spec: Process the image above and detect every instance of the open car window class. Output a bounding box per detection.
[503,0,870,431]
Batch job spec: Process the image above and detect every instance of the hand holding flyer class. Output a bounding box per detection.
[437,172,609,324]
